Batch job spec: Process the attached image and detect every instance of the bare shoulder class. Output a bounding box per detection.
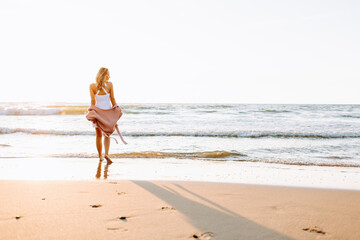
[90,83,96,88]
[89,83,97,94]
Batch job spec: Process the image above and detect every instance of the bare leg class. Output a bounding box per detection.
[104,135,112,164]
[95,128,103,161]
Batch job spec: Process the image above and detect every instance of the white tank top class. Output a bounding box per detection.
[95,83,112,110]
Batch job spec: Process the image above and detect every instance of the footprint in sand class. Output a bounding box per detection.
[302,226,326,235]
[107,227,128,231]
[269,206,279,210]
[116,191,126,195]
[192,232,214,239]
[119,216,128,221]
[90,204,102,208]
[106,218,129,231]
[161,206,176,211]
[268,205,285,212]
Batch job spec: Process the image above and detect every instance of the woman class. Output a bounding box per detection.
[89,67,118,163]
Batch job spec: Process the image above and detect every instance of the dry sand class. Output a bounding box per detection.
[0,180,359,240]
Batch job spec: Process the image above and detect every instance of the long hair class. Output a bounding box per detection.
[96,67,109,90]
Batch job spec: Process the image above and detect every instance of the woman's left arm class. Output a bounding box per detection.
[109,82,117,106]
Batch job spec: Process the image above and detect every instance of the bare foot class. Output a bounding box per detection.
[104,155,113,164]
[99,155,104,161]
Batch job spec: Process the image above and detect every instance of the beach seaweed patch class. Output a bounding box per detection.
[302,226,326,235]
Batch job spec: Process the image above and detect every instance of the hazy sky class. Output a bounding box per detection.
[1,0,359,104]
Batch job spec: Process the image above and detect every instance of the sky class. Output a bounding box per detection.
[1,0,359,104]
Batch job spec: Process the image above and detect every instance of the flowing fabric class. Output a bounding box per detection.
[86,104,127,145]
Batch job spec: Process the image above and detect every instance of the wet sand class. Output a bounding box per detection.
[0,180,359,240]
[1,157,360,191]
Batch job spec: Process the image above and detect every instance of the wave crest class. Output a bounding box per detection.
[0,105,89,115]
[1,127,360,139]
[53,151,246,159]
[49,151,360,167]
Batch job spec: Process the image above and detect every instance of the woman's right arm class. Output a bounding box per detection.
[89,84,96,106]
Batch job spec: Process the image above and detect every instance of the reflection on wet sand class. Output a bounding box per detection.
[96,160,110,179]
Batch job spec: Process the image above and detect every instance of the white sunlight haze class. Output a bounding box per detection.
[1,0,359,104]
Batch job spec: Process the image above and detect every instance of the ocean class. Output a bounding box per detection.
[1,102,360,189]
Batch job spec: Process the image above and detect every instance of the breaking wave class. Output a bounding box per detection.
[52,150,246,160]
[0,105,89,115]
[1,127,360,139]
[49,151,360,167]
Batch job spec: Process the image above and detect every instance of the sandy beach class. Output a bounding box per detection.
[1,0,360,238]
[0,180,359,240]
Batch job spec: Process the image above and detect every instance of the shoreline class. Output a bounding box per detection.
[1,180,359,239]
[0,157,359,191]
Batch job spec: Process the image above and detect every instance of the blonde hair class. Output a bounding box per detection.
[96,67,109,90]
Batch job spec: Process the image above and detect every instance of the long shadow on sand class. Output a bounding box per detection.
[132,181,293,240]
